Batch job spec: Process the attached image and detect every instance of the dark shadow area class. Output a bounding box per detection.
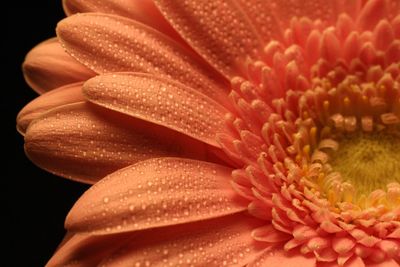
[5,2,89,266]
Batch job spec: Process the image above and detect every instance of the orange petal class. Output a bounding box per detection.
[56,13,230,106]
[17,82,85,134]
[62,0,184,42]
[25,102,216,183]
[154,0,263,78]
[248,247,316,267]
[66,157,247,234]
[46,233,130,267]
[23,38,95,94]
[98,213,263,266]
[83,72,229,147]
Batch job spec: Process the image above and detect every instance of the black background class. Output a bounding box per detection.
[6,2,88,266]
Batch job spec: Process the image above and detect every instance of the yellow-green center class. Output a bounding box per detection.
[329,131,400,196]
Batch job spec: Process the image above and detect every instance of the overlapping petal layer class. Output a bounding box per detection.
[17,0,400,266]
[154,0,263,78]
[56,13,231,107]
[17,82,85,134]
[49,213,263,267]
[23,38,95,94]
[83,72,229,147]
[25,102,219,183]
[62,0,184,42]
[66,157,247,234]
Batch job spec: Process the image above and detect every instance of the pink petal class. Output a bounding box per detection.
[373,19,395,51]
[386,40,400,66]
[153,0,263,78]
[235,0,283,42]
[357,0,388,31]
[23,38,95,94]
[98,213,264,267]
[335,0,362,19]
[387,227,400,238]
[66,157,247,234]
[320,220,344,233]
[62,0,183,42]
[346,256,366,267]
[251,224,291,243]
[17,82,85,134]
[367,258,400,267]
[25,102,216,183]
[83,72,229,147]
[265,0,337,28]
[56,13,230,106]
[248,248,316,267]
[320,29,341,64]
[332,236,356,254]
[46,233,129,267]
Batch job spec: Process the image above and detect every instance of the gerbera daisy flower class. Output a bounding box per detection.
[17,0,400,266]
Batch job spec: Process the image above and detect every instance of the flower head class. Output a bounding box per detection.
[18,0,400,266]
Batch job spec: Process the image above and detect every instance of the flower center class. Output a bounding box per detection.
[290,77,400,209]
[222,12,400,265]
[328,131,400,197]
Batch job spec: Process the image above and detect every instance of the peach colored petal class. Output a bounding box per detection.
[46,233,130,267]
[25,102,217,183]
[83,72,229,147]
[62,0,184,43]
[153,0,263,78]
[56,13,230,107]
[98,213,264,267]
[17,82,85,134]
[23,38,95,94]
[248,247,316,267]
[66,157,247,234]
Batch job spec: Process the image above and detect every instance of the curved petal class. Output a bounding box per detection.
[83,72,229,147]
[153,0,264,78]
[17,82,85,134]
[46,233,130,267]
[56,13,230,107]
[98,213,264,267]
[25,102,217,184]
[62,0,184,42]
[357,0,388,31]
[23,38,95,94]
[66,157,247,234]
[248,248,316,267]
[334,0,363,19]
[49,213,263,267]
